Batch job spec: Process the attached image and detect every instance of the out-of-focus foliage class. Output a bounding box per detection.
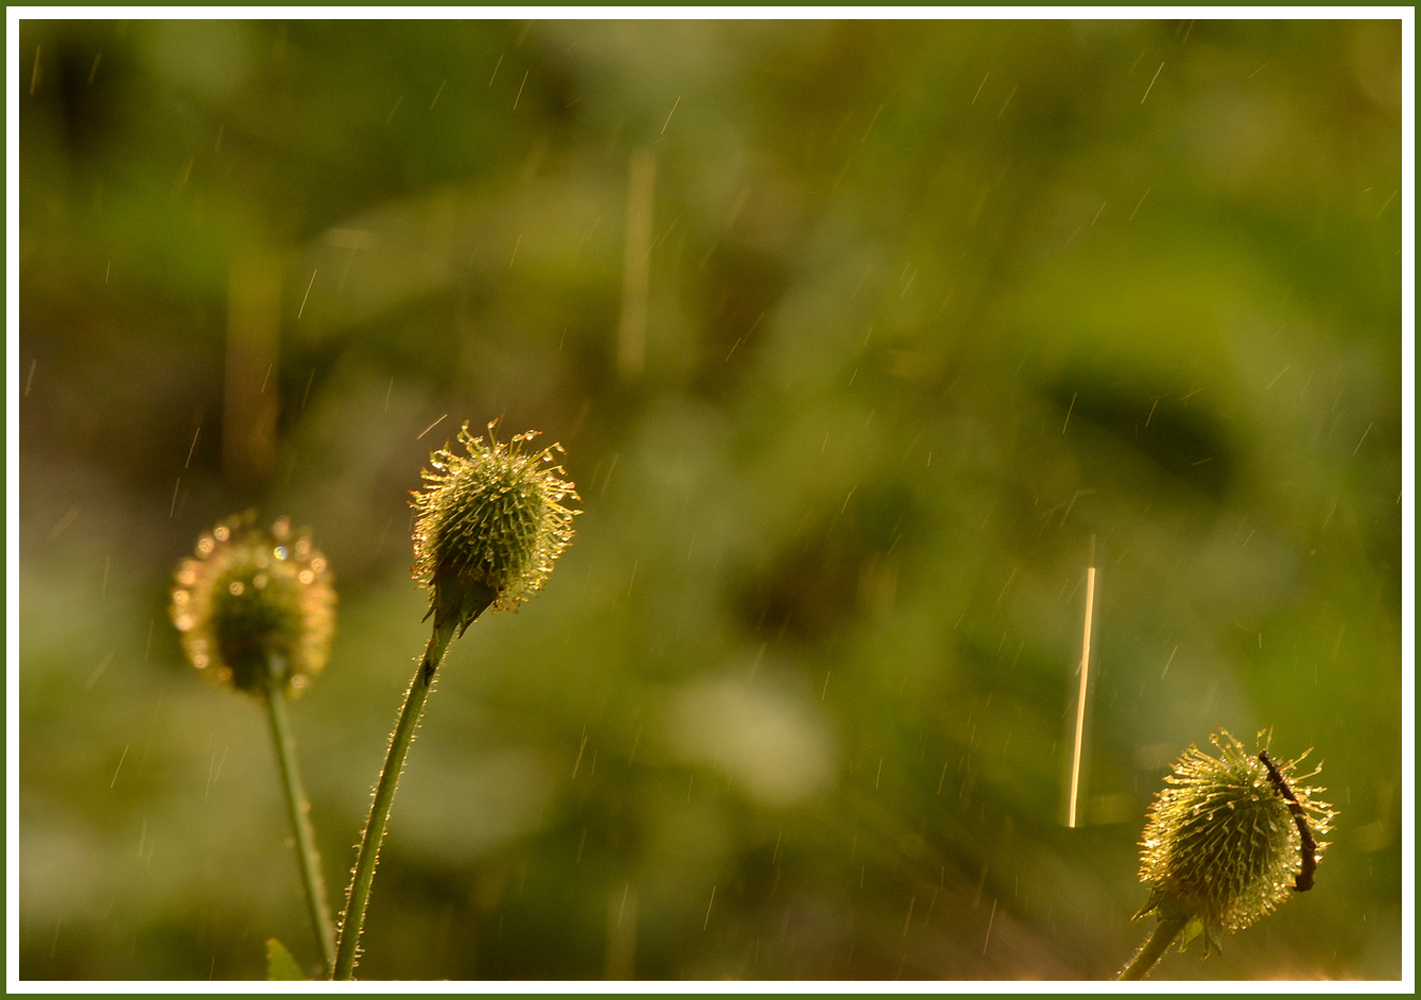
[17,18,1402,981]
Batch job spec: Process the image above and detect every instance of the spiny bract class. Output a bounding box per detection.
[1136,728,1334,939]
[170,513,336,698]
[410,420,581,635]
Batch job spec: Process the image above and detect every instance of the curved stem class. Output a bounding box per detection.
[332,620,457,980]
[1117,914,1187,981]
[263,665,337,975]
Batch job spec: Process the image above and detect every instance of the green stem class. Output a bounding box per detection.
[332,620,457,980]
[263,663,337,975]
[1117,914,1188,981]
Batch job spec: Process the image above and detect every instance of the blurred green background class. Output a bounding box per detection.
[17,18,1403,981]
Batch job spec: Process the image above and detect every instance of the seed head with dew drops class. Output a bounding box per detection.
[410,420,582,639]
[1135,728,1335,945]
[170,512,336,698]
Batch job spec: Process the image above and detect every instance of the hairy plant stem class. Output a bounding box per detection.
[1117,914,1188,981]
[263,661,337,975]
[333,618,457,980]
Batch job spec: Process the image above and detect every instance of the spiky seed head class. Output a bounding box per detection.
[410,420,581,636]
[1137,728,1335,936]
[170,512,336,698]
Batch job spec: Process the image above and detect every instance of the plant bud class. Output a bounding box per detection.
[410,420,581,637]
[170,513,336,698]
[1136,729,1334,942]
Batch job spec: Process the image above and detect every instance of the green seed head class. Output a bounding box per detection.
[410,420,581,636]
[170,513,336,698]
[1137,728,1334,937]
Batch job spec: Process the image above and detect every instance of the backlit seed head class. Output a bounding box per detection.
[1136,729,1334,940]
[410,420,581,636]
[170,512,336,698]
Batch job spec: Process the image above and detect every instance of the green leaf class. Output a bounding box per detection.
[265,938,306,981]
[1178,916,1206,953]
